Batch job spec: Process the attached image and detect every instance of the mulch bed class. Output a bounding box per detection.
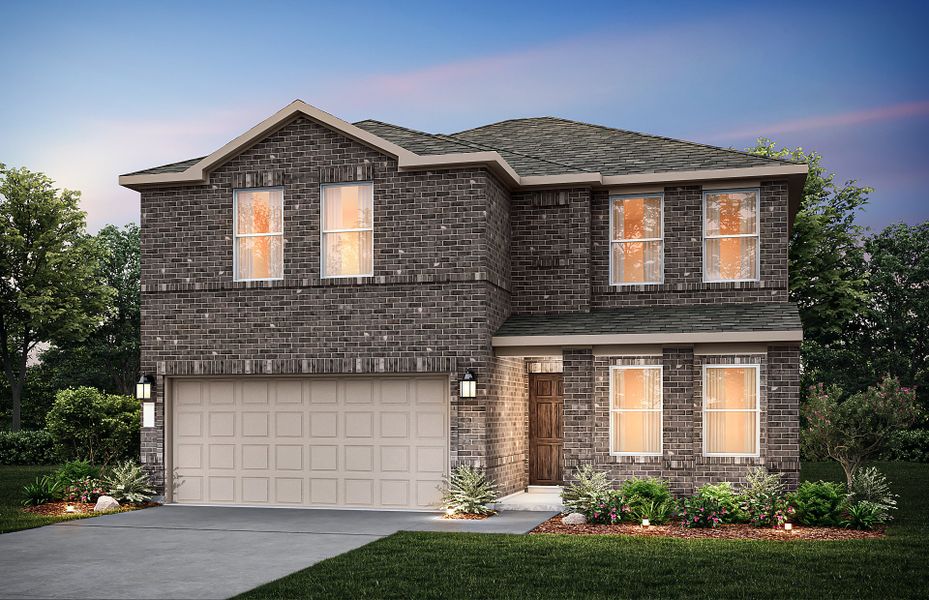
[531,516,885,541]
[23,501,160,517]
[443,512,495,520]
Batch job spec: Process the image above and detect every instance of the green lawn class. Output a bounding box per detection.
[237,462,929,600]
[0,464,109,534]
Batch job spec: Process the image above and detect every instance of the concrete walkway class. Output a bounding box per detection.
[0,505,554,599]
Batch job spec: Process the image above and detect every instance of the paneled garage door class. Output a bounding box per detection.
[170,376,448,509]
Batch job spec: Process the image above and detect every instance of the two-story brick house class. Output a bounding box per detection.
[120,100,805,509]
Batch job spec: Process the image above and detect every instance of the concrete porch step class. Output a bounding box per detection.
[527,485,563,495]
[494,488,565,512]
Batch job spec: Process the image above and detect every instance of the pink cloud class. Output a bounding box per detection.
[705,100,929,141]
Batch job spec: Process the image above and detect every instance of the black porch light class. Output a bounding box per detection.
[135,374,154,400]
[459,369,477,399]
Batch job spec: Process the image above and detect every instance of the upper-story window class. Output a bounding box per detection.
[610,194,663,285]
[234,188,283,281]
[321,182,374,278]
[704,189,759,282]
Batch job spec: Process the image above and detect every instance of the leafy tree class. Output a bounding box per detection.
[0,165,110,430]
[39,224,140,395]
[802,377,919,488]
[863,223,929,414]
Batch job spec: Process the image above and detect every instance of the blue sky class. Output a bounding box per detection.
[1,0,927,231]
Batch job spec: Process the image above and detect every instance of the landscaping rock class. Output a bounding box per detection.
[562,512,587,525]
[94,496,120,512]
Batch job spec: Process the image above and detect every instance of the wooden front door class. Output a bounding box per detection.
[529,373,564,485]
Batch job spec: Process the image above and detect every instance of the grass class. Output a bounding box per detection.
[237,462,929,600]
[0,464,107,534]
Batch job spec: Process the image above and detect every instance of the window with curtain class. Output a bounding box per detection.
[704,190,759,281]
[610,195,663,285]
[321,182,374,278]
[234,188,283,281]
[703,366,759,456]
[610,366,662,455]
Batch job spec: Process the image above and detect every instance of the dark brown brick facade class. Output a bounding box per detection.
[137,113,800,499]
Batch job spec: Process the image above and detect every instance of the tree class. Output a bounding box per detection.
[802,377,919,488]
[0,165,110,430]
[863,222,929,414]
[45,386,139,465]
[747,141,874,397]
[38,224,140,395]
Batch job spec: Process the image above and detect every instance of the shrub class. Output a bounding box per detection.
[0,430,58,465]
[740,467,794,528]
[585,491,630,525]
[440,465,497,515]
[619,477,672,512]
[789,481,846,526]
[102,461,155,504]
[849,467,897,515]
[46,387,139,465]
[841,501,889,530]
[630,498,675,525]
[21,475,62,506]
[54,460,101,487]
[561,465,612,515]
[678,495,723,528]
[62,476,106,503]
[880,429,929,462]
[695,482,747,523]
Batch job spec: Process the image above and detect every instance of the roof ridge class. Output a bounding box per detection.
[536,116,800,166]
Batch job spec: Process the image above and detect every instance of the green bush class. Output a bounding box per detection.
[46,387,139,465]
[841,500,889,530]
[62,476,106,503]
[22,475,62,506]
[584,491,630,525]
[630,498,675,525]
[678,495,723,528]
[880,429,929,462]
[0,430,58,464]
[695,482,747,523]
[789,481,846,526]
[440,465,498,515]
[102,461,155,503]
[561,465,612,515]
[849,467,897,514]
[54,460,101,487]
[740,467,794,528]
[619,477,672,510]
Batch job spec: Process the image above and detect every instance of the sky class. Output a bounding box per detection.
[1,0,927,232]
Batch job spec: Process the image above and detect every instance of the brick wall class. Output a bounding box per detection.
[139,116,513,493]
[485,356,529,496]
[562,345,800,495]
[509,188,591,314]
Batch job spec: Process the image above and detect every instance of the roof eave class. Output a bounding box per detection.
[492,329,804,348]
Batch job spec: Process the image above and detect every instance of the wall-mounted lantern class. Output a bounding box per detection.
[136,374,155,428]
[459,369,477,399]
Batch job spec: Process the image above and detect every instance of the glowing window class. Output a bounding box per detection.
[321,182,374,278]
[610,366,662,455]
[234,188,283,281]
[704,190,759,281]
[610,195,663,285]
[703,366,760,456]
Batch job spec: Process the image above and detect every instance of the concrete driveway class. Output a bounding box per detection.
[0,505,554,599]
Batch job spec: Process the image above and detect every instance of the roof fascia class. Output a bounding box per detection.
[491,329,803,347]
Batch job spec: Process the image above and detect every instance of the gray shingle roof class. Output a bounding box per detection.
[494,303,802,337]
[124,157,204,176]
[451,117,792,177]
[126,113,799,178]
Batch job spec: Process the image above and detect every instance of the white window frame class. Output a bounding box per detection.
[320,181,374,279]
[609,364,663,457]
[702,188,761,283]
[702,364,761,458]
[233,187,284,282]
[609,193,664,286]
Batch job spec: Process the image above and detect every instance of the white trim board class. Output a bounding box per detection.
[492,330,803,348]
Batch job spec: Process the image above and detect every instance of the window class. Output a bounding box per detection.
[234,188,283,281]
[704,189,759,282]
[321,182,374,278]
[703,365,760,456]
[609,365,662,455]
[610,194,663,285]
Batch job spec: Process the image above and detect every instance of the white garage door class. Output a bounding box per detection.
[170,376,448,509]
